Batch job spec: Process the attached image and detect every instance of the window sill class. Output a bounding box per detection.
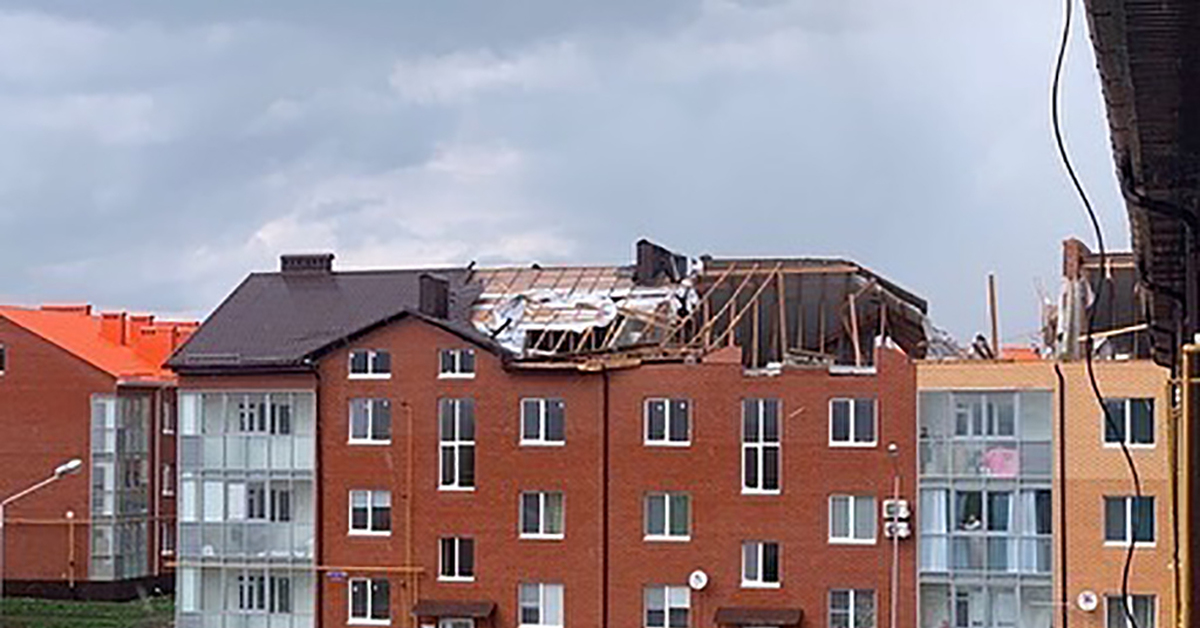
[1104,541,1156,549]
[520,440,566,448]
[348,374,392,380]
[741,581,781,589]
[1102,443,1155,450]
[828,538,877,546]
[644,441,691,448]
[438,373,476,380]
[644,535,691,543]
[520,533,565,541]
[348,439,393,446]
[348,530,392,537]
[348,619,391,626]
[828,441,877,449]
[438,486,476,493]
[742,489,782,496]
[437,576,476,583]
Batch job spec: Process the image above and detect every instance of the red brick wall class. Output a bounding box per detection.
[605,346,917,628]
[0,317,110,582]
[318,319,605,628]
[313,316,917,628]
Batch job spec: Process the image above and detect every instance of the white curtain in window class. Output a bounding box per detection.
[203,481,224,522]
[1019,491,1038,571]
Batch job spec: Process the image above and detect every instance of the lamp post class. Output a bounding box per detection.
[0,458,84,606]
[886,442,900,628]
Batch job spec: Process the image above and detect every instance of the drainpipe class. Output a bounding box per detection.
[601,370,611,628]
[1054,363,1068,628]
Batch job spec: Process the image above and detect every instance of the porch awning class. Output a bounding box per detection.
[714,606,804,626]
[412,600,496,619]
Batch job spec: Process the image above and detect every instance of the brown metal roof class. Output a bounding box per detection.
[713,606,804,626]
[411,600,496,618]
[169,266,498,372]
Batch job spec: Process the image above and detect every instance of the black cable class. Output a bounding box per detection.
[1051,1,1144,627]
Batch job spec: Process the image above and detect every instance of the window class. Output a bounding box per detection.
[1106,595,1155,628]
[830,399,876,446]
[953,395,1016,437]
[645,493,690,541]
[349,578,390,624]
[439,348,476,378]
[522,398,566,445]
[350,398,392,443]
[236,574,292,614]
[1104,496,1155,545]
[349,490,391,535]
[439,537,475,581]
[645,585,689,628]
[1103,398,1155,446]
[349,349,391,379]
[236,399,292,435]
[829,495,876,544]
[161,464,174,497]
[519,583,564,628]
[952,490,1011,532]
[439,399,476,490]
[521,491,565,538]
[161,397,175,434]
[743,399,781,493]
[0,343,6,374]
[645,399,690,446]
[160,522,174,556]
[440,620,473,628]
[742,541,780,587]
[830,589,876,628]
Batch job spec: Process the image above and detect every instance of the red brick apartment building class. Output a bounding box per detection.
[0,304,196,599]
[167,243,927,628]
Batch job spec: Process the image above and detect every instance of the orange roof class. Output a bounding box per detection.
[0,305,195,382]
[1000,345,1043,362]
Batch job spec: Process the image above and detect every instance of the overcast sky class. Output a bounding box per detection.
[0,0,1125,345]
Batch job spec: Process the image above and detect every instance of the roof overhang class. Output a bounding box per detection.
[713,606,804,626]
[1085,0,1200,366]
[411,600,496,619]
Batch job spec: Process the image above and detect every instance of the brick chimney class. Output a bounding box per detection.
[100,312,128,346]
[281,253,334,274]
[419,274,450,319]
[41,304,92,316]
[1062,238,1093,281]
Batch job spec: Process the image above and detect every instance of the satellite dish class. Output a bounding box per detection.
[1077,591,1099,612]
[688,570,709,591]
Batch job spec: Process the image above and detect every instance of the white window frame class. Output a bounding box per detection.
[439,619,474,628]
[161,463,174,497]
[161,397,175,434]
[644,398,691,447]
[438,348,476,379]
[1102,398,1156,448]
[742,398,781,495]
[644,585,690,628]
[348,349,392,380]
[829,589,876,628]
[349,398,392,445]
[439,398,476,491]
[1104,496,1156,547]
[521,398,566,446]
[520,491,565,540]
[1105,594,1156,628]
[348,577,390,625]
[348,490,392,536]
[519,582,564,628]
[829,494,877,545]
[644,492,690,542]
[438,537,475,582]
[160,521,174,556]
[829,398,877,447]
[741,540,781,588]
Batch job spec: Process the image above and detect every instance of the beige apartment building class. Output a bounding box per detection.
[917,358,1175,628]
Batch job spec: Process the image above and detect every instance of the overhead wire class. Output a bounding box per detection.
[1050,0,1145,627]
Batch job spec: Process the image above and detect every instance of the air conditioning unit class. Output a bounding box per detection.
[882,499,910,520]
[883,521,911,539]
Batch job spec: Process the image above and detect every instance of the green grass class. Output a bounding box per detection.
[0,596,172,628]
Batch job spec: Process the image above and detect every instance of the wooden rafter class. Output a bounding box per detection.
[699,263,785,350]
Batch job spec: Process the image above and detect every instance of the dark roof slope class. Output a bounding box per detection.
[169,267,496,372]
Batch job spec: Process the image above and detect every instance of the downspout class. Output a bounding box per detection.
[1054,363,1068,628]
[311,362,324,626]
[601,369,611,628]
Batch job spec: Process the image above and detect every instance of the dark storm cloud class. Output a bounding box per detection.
[0,0,1124,344]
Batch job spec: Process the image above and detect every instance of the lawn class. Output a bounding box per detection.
[0,596,173,628]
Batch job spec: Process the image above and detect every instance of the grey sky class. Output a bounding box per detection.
[0,0,1125,345]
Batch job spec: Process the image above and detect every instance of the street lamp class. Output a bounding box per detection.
[886,442,900,628]
[0,458,84,605]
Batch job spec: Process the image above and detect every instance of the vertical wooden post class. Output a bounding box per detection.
[776,271,788,362]
[849,292,862,367]
[752,289,760,368]
[988,273,1000,356]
